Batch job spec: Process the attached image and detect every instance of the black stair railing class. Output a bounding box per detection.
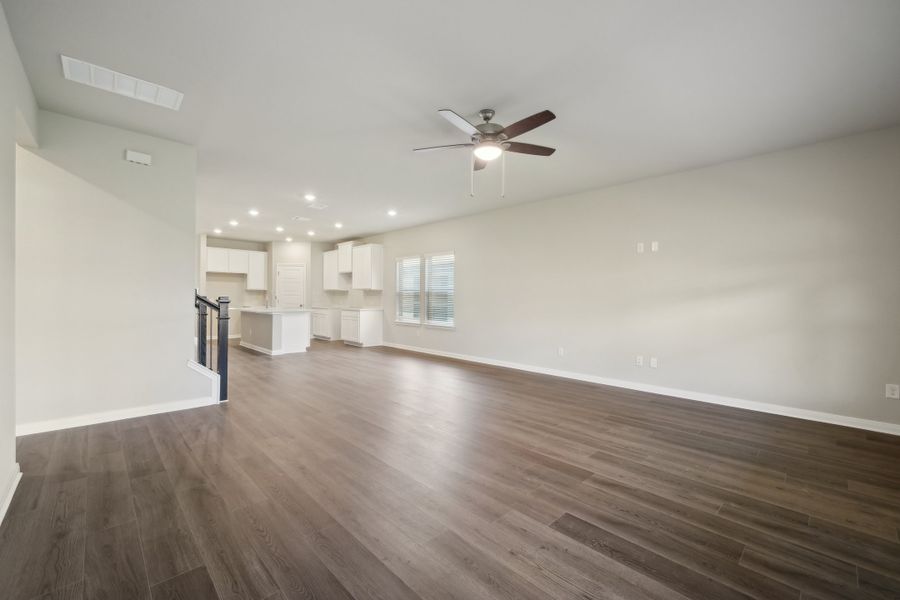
[195,291,230,401]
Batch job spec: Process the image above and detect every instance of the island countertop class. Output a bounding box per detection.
[235,307,311,315]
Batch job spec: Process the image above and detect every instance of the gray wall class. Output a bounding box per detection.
[15,111,210,429]
[0,3,36,517]
[376,126,900,426]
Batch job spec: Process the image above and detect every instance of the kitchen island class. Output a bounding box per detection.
[238,307,311,355]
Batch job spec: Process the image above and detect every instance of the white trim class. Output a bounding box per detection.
[239,340,301,356]
[383,342,900,436]
[394,320,421,327]
[0,464,22,526]
[16,396,219,437]
[187,359,220,403]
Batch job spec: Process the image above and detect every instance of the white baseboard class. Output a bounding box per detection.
[383,342,900,436]
[0,464,22,526]
[240,341,281,355]
[239,341,308,356]
[15,395,219,437]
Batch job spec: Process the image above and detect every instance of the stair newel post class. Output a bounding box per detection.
[216,296,230,401]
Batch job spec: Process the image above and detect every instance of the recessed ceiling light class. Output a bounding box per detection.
[228,220,239,227]
[304,193,316,202]
[248,208,259,217]
[387,209,397,217]
[285,237,293,242]
[275,226,284,232]
[307,230,315,236]
[334,222,343,229]
[213,228,222,234]
[60,55,184,111]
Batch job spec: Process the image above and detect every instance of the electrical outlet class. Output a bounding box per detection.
[558,347,565,357]
[635,355,644,367]
[886,384,900,400]
[650,357,659,368]
[636,242,645,254]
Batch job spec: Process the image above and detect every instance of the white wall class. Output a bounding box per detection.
[378,126,900,428]
[15,111,211,431]
[0,3,36,520]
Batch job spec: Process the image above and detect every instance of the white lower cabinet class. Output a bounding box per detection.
[311,308,341,340]
[341,309,382,347]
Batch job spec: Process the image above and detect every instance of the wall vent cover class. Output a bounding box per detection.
[61,55,184,111]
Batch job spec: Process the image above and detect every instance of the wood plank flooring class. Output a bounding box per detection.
[2,340,899,599]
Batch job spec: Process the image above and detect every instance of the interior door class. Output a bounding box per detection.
[275,264,306,308]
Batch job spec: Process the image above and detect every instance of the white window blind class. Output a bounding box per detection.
[425,253,455,327]
[395,256,421,323]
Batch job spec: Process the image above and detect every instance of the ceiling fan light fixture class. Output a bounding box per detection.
[473,142,503,161]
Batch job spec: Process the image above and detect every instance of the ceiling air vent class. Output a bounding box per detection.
[125,150,152,166]
[61,55,184,111]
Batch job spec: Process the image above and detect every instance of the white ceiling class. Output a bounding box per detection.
[4,0,900,242]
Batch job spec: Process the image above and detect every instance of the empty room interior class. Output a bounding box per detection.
[2,1,900,599]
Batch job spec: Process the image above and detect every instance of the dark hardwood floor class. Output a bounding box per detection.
[2,340,900,599]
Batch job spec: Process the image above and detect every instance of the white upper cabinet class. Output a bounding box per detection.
[351,244,383,290]
[246,251,267,290]
[206,246,268,291]
[227,249,249,274]
[207,247,229,272]
[337,241,354,274]
[323,250,349,291]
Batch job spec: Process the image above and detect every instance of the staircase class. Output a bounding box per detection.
[195,291,230,401]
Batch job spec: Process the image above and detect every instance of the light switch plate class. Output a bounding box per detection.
[650,357,659,368]
[887,384,900,399]
[635,355,644,367]
[651,241,659,252]
[636,242,645,254]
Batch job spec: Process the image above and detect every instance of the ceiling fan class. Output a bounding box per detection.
[414,108,556,171]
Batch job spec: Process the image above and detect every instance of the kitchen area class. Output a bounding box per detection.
[199,236,384,355]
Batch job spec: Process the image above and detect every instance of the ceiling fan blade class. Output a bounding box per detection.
[438,109,479,136]
[505,142,556,156]
[502,110,556,140]
[413,143,473,152]
[474,157,487,171]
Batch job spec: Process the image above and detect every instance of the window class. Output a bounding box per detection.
[395,256,421,323]
[425,253,455,327]
[396,252,455,327]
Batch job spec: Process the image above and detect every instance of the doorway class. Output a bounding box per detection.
[275,263,306,308]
